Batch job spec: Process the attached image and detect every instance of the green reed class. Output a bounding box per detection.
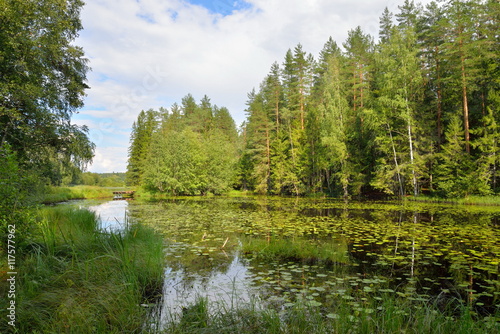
[0,206,164,333]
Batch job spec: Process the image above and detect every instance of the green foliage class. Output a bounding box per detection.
[0,0,94,185]
[118,1,499,199]
[320,54,355,198]
[126,109,158,186]
[436,115,491,197]
[472,102,500,194]
[81,172,126,187]
[371,25,425,197]
[204,129,238,195]
[136,95,239,195]
[144,129,207,195]
[0,144,36,242]
[0,207,164,333]
[237,0,499,199]
[36,185,115,203]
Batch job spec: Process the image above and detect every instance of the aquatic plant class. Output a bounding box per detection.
[130,196,500,331]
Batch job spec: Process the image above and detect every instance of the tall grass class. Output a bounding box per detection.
[0,206,164,333]
[163,295,499,334]
[35,185,117,204]
[241,236,350,264]
[407,195,500,206]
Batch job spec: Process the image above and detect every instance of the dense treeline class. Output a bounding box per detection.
[240,0,499,198]
[128,0,499,199]
[79,172,125,187]
[126,95,239,195]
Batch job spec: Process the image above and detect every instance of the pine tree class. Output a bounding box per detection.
[379,7,394,43]
[213,106,238,142]
[343,26,374,112]
[262,62,283,129]
[472,100,500,193]
[439,0,484,153]
[181,93,198,117]
[395,0,422,29]
[243,90,272,193]
[419,1,447,148]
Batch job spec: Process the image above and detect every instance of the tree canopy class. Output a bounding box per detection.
[128,0,499,199]
[127,95,239,195]
[0,0,93,240]
[0,0,94,185]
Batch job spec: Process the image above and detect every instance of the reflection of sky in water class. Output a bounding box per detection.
[157,252,262,326]
[59,199,265,328]
[72,200,129,232]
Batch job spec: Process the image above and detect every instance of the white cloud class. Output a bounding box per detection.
[89,146,129,173]
[76,0,434,172]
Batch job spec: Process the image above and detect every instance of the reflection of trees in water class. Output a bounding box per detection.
[348,209,499,314]
[127,197,499,315]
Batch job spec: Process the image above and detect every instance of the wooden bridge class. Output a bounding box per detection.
[113,191,135,199]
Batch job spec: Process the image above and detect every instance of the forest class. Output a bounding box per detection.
[127,0,499,198]
[0,0,498,332]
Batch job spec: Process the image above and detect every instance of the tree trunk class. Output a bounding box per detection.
[359,64,364,109]
[436,46,443,149]
[460,40,470,153]
[388,124,404,197]
[405,90,418,197]
[408,120,418,196]
[352,70,357,111]
[275,90,280,128]
[265,127,271,188]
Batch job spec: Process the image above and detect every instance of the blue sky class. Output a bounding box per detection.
[74,0,434,173]
[188,0,252,15]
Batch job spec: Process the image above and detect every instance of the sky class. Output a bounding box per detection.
[74,0,434,173]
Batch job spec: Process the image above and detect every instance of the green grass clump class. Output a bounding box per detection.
[0,206,164,333]
[241,236,349,264]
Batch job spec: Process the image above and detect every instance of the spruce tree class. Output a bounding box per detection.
[126,109,158,186]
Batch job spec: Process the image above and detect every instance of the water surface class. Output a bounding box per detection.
[63,197,500,322]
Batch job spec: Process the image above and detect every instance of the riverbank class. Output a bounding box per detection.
[36,185,500,206]
[34,185,117,203]
[0,206,164,333]
[407,195,500,206]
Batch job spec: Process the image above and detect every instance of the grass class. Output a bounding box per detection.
[0,206,164,333]
[241,236,350,265]
[162,295,499,334]
[407,195,500,206]
[34,185,120,203]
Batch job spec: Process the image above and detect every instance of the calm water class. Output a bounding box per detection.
[64,197,500,322]
[65,199,130,232]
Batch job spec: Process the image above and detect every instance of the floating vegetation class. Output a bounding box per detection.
[127,196,500,328]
